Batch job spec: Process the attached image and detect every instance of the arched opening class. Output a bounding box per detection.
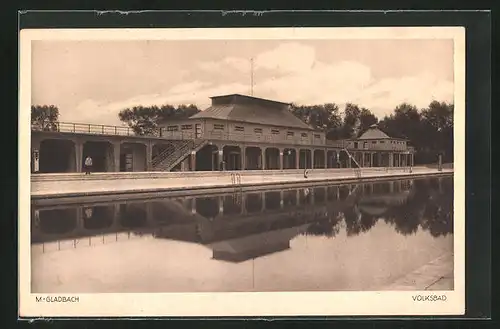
[245,147,262,170]
[313,187,326,204]
[245,193,263,213]
[339,150,350,168]
[222,195,242,215]
[195,144,219,171]
[326,150,338,168]
[223,145,242,170]
[299,188,312,205]
[39,139,75,173]
[299,149,312,169]
[372,153,380,167]
[338,186,350,200]
[38,208,77,235]
[119,203,147,228]
[313,150,326,169]
[326,186,337,201]
[401,154,408,166]
[264,191,281,210]
[283,190,297,206]
[353,152,363,168]
[195,197,219,219]
[364,153,372,167]
[379,153,390,167]
[120,143,146,172]
[151,201,185,224]
[283,148,296,169]
[83,141,114,172]
[82,206,114,230]
[265,148,280,170]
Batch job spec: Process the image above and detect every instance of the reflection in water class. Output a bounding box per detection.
[35,208,77,235]
[119,203,147,229]
[32,177,453,248]
[245,193,263,213]
[31,177,453,292]
[83,206,113,230]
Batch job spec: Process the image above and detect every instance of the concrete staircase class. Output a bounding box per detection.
[152,139,208,172]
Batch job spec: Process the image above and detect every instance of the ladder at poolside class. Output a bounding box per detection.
[342,148,362,179]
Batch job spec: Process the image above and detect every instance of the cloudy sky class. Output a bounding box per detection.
[31,38,454,125]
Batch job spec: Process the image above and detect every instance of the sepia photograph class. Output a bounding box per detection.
[19,26,465,317]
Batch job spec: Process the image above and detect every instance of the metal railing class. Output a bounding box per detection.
[152,139,208,171]
[202,130,327,146]
[231,173,242,186]
[31,122,161,138]
[31,121,415,153]
[348,144,411,152]
[151,140,192,168]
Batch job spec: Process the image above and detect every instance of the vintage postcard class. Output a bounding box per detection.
[19,26,465,317]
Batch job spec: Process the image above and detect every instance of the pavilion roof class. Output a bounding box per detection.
[190,94,315,130]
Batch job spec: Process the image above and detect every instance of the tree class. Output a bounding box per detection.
[378,103,421,140]
[118,106,161,136]
[118,104,201,136]
[290,103,340,129]
[421,101,454,162]
[376,101,454,164]
[290,103,343,139]
[31,105,60,131]
[358,107,378,133]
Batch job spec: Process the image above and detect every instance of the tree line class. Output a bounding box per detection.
[31,99,453,164]
[305,177,453,238]
[288,101,453,164]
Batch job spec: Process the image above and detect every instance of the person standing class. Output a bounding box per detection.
[84,155,93,175]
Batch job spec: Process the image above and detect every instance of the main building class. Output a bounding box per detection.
[31,94,415,173]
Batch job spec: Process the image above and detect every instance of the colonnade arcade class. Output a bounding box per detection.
[194,143,414,171]
[31,135,414,173]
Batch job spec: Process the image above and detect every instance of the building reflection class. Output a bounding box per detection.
[31,177,453,261]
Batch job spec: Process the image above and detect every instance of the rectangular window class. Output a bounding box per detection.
[167,125,178,132]
[214,124,225,130]
[234,126,244,132]
[372,141,377,144]
[314,134,321,139]
[380,141,385,144]
[287,131,294,136]
[301,133,308,138]
[254,128,263,134]
[271,129,280,134]
[181,124,192,130]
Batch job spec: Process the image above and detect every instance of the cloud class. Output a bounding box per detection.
[60,99,126,126]
[255,60,374,105]
[59,42,454,124]
[168,81,212,95]
[66,81,252,126]
[255,42,316,73]
[197,56,252,74]
[360,71,454,116]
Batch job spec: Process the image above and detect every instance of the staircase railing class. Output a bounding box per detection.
[152,139,208,172]
[151,140,191,168]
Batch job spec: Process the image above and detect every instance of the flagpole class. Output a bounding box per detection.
[250,58,254,96]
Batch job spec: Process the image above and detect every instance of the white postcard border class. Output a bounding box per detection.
[19,26,466,317]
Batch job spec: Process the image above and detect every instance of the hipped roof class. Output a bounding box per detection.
[189,94,315,130]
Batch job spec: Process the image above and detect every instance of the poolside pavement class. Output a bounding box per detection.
[379,252,454,291]
[30,167,453,199]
